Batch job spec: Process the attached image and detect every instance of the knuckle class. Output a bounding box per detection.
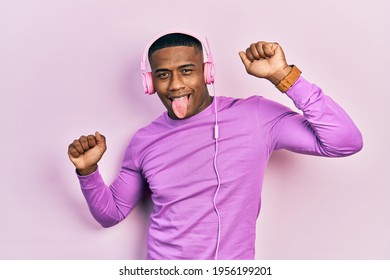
[68,147,77,156]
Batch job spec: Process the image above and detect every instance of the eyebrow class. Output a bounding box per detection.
[153,63,196,73]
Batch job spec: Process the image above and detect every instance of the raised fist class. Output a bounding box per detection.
[68,131,107,176]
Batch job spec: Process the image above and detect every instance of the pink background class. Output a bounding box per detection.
[1,0,389,259]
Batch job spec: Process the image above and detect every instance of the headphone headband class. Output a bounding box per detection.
[140,28,214,71]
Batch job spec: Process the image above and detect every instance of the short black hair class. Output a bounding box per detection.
[148,33,203,59]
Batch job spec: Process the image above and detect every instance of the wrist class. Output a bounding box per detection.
[275,65,302,92]
[268,64,292,85]
[77,164,98,176]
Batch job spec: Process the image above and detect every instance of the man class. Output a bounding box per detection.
[68,31,363,260]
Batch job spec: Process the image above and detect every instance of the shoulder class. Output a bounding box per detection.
[218,95,296,123]
[217,95,264,111]
[217,95,288,115]
[121,114,168,167]
[132,114,168,138]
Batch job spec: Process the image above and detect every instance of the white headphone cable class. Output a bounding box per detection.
[211,83,221,260]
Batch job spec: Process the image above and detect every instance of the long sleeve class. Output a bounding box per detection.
[77,142,147,228]
[262,76,363,156]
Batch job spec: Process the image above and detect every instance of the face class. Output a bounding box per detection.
[149,46,211,120]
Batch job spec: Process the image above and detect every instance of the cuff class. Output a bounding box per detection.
[76,167,102,189]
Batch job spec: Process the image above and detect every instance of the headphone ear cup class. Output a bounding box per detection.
[204,62,215,84]
[142,72,155,94]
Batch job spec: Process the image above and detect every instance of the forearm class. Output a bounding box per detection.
[77,167,145,228]
[77,168,126,227]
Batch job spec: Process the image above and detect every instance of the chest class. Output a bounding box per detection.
[138,115,269,198]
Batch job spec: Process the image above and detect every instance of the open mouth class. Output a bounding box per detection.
[168,94,191,102]
[168,93,192,119]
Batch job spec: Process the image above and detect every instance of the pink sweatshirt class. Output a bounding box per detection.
[77,76,363,259]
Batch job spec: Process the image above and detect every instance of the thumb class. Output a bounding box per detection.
[95,131,106,147]
[238,51,251,70]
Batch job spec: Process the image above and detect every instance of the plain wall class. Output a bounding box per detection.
[0,0,388,259]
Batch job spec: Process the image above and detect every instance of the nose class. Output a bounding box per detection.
[168,71,185,91]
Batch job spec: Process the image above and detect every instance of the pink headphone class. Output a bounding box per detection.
[140,29,215,94]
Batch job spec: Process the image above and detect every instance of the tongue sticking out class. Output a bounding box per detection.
[171,95,189,119]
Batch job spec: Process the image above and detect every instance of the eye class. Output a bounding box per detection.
[157,72,170,79]
[181,69,193,75]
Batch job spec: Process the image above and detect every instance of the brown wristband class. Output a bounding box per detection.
[276,65,302,93]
